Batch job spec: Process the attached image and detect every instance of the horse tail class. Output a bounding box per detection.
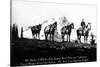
[44,26,48,33]
[44,26,49,40]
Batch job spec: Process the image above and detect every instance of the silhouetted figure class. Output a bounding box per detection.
[90,33,96,45]
[81,19,85,28]
[77,23,91,43]
[61,23,74,42]
[81,18,86,35]
[31,24,42,39]
[44,22,57,41]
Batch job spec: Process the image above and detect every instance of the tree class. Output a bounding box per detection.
[21,27,23,38]
[11,24,19,41]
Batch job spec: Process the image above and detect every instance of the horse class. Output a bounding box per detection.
[30,24,42,39]
[61,23,74,42]
[76,23,91,43]
[44,22,57,41]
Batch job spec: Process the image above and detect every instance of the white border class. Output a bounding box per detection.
[0,0,100,67]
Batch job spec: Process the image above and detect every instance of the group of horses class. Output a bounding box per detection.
[29,17,91,43]
[29,24,42,39]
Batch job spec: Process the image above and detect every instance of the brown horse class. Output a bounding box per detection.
[76,23,91,43]
[44,22,57,41]
[31,24,42,39]
[61,23,74,42]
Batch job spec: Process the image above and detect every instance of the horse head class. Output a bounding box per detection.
[54,21,57,29]
[87,22,91,30]
[70,23,74,29]
[37,24,42,30]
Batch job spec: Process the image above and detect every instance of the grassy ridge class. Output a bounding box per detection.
[11,38,96,66]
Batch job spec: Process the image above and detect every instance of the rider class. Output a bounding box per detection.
[81,18,86,35]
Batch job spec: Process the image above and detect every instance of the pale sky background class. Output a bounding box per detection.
[12,0,97,42]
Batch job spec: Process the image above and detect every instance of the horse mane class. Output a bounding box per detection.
[44,22,57,32]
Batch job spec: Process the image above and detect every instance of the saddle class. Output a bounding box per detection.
[78,27,85,36]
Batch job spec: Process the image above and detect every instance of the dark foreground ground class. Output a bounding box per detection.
[11,38,96,66]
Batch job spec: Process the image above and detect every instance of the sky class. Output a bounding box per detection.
[12,0,97,41]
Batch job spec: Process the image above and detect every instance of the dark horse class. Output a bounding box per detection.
[76,23,91,43]
[61,23,74,42]
[30,24,42,39]
[44,22,57,41]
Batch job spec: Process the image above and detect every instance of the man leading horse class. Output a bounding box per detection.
[81,18,86,35]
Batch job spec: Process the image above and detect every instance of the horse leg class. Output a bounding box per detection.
[67,35,68,42]
[33,34,35,39]
[63,35,65,42]
[84,36,86,43]
[52,34,54,41]
[78,36,80,42]
[32,34,34,39]
[39,32,40,39]
[77,35,79,42]
[51,34,53,41]
[48,33,51,40]
[38,33,40,39]
[67,35,69,42]
[32,32,34,39]
[66,35,67,42]
[45,33,47,40]
[69,34,70,42]
[53,34,54,41]
[35,34,37,39]
[86,36,88,43]
[77,30,79,43]
[78,36,80,43]
[47,34,49,40]
[51,34,52,41]
[79,35,81,43]
[37,33,38,39]
[77,34,81,43]
[61,34,64,42]
[34,34,36,39]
